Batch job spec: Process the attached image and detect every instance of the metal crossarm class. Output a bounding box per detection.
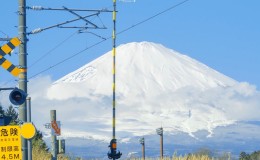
[62,6,99,29]
[28,13,101,35]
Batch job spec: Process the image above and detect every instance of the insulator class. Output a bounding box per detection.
[31,6,43,10]
[31,28,42,34]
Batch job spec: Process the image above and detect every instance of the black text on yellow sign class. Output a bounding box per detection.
[0,126,22,160]
[0,37,21,77]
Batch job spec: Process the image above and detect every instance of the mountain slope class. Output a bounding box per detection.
[51,41,236,98]
[46,42,238,138]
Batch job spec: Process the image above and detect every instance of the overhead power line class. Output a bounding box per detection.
[117,0,190,35]
[28,0,190,79]
[28,31,77,68]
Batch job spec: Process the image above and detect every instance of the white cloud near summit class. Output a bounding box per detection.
[27,75,260,140]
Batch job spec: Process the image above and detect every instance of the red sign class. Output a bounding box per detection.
[51,121,60,136]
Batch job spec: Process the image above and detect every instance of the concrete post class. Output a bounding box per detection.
[18,1,28,159]
[50,110,57,160]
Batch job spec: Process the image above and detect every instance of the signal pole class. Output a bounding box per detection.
[107,0,122,159]
[139,137,145,160]
[18,1,28,160]
[156,127,163,160]
[112,0,117,144]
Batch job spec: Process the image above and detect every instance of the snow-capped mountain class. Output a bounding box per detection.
[53,41,236,95]
[28,41,260,158]
[47,41,239,137]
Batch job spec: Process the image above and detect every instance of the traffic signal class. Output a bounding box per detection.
[107,139,122,159]
[9,88,27,105]
[139,137,145,145]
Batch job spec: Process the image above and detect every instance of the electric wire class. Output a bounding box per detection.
[29,38,107,79]
[117,0,190,35]
[1,12,108,87]
[27,0,190,79]
[28,31,77,68]
[0,31,77,87]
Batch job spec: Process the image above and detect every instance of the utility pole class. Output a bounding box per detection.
[112,0,117,146]
[107,0,122,159]
[27,97,32,160]
[18,1,28,160]
[139,137,145,160]
[50,110,58,160]
[156,127,163,160]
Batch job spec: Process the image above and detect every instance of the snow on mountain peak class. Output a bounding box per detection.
[52,41,235,97]
[46,41,239,138]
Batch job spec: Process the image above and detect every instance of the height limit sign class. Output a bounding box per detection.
[0,126,21,160]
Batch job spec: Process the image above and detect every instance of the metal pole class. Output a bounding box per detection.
[0,38,12,41]
[26,97,31,123]
[18,1,28,160]
[112,0,117,159]
[27,97,32,160]
[107,1,122,159]
[112,0,117,142]
[142,142,145,160]
[50,110,57,160]
[139,137,145,160]
[156,127,163,160]
[160,134,163,160]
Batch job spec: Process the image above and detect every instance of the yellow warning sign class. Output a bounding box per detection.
[0,37,21,77]
[0,126,22,160]
[21,123,36,140]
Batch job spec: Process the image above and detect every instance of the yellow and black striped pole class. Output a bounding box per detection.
[108,0,122,159]
[112,0,117,141]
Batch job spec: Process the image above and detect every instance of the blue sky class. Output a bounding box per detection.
[0,0,260,89]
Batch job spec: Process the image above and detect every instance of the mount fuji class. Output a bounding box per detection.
[47,41,237,136]
[28,42,260,158]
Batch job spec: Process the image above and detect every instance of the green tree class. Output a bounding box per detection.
[1,104,17,126]
[5,105,18,125]
[0,104,5,116]
[239,151,250,160]
[249,151,260,160]
[32,130,49,151]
